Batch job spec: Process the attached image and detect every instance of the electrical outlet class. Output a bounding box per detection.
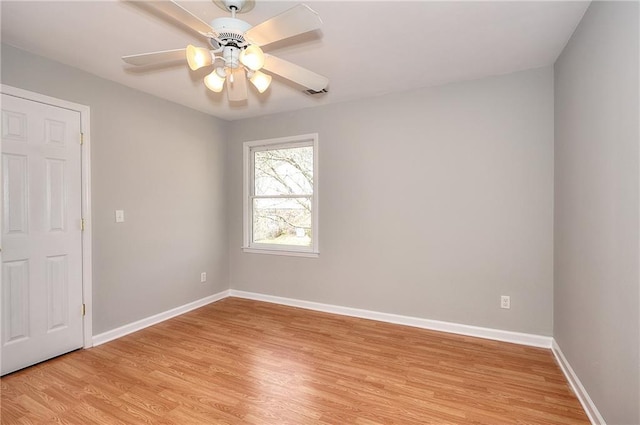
[500,295,511,309]
[200,272,207,283]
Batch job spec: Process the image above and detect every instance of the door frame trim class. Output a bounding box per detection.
[1,84,93,348]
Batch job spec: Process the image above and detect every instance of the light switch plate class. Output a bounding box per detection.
[115,210,125,223]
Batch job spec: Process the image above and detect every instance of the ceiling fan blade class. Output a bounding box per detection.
[245,4,322,47]
[227,68,248,102]
[122,49,186,66]
[262,54,328,92]
[144,1,218,38]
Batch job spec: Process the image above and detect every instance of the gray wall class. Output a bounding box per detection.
[1,44,229,334]
[554,2,640,424]
[228,66,555,336]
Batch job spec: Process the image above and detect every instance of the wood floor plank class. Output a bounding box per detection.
[1,298,589,424]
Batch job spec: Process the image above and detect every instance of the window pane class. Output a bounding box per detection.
[253,197,311,247]
[254,146,313,196]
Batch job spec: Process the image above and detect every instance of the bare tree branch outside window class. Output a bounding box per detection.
[252,145,313,246]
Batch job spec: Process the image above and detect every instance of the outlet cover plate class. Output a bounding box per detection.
[501,295,511,309]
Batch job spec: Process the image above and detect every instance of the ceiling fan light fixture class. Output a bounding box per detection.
[186,44,213,71]
[249,70,272,93]
[240,45,265,71]
[123,1,329,104]
[204,68,226,92]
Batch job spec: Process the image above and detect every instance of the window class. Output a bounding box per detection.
[243,134,319,257]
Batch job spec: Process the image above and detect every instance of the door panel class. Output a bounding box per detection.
[1,93,83,375]
[3,154,28,235]
[2,259,29,344]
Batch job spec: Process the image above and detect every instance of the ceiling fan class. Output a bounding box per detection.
[122,0,329,102]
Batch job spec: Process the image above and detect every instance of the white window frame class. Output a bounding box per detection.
[242,133,319,257]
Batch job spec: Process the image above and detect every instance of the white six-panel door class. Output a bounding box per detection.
[1,93,84,375]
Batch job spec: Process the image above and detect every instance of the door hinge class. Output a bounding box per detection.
[80,132,84,145]
[82,303,86,316]
[80,218,85,231]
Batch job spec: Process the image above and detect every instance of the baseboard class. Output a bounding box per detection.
[92,290,230,347]
[91,288,552,350]
[228,290,553,349]
[92,289,552,349]
[552,339,605,425]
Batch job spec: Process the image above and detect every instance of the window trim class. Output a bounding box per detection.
[242,133,319,257]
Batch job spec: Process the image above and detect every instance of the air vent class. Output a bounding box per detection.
[305,88,328,95]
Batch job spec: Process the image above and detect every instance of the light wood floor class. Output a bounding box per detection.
[1,297,589,424]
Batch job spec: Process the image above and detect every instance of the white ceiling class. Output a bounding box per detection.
[1,1,589,121]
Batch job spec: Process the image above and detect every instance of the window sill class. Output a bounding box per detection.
[241,247,319,258]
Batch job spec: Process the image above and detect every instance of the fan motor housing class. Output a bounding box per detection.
[209,17,251,48]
